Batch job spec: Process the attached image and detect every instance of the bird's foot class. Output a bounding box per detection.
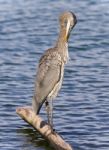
[51,128,56,134]
[49,124,56,134]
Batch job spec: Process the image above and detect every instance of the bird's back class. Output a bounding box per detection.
[33,47,65,113]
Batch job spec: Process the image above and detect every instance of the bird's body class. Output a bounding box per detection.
[32,11,77,127]
[33,42,68,113]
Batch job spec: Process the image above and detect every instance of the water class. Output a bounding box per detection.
[0,0,109,150]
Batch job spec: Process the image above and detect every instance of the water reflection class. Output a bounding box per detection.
[17,127,54,150]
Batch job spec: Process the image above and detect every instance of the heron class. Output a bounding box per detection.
[32,11,77,129]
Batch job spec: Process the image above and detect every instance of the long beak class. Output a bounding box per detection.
[65,20,70,42]
[66,20,70,37]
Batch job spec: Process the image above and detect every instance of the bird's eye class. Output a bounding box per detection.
[64,19,67,27]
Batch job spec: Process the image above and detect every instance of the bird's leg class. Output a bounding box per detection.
[45,99,55,133]
[50,99,54,130]
[52,103,56,132]
[49,99,55,133]
[45,100,50,125]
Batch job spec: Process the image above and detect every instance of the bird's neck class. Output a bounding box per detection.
[55,29,69,63]
[56,29,68,46]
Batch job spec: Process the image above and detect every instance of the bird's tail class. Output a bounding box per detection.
[32,95,44,114]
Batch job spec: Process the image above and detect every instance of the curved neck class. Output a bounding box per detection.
[55,28,69,63]
[55,28,68,48]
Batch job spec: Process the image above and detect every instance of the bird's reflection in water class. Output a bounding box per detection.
[16,125,54,150]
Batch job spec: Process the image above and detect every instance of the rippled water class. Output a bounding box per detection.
[0,0,109,150]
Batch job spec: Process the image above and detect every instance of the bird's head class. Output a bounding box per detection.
[59,11,77,42]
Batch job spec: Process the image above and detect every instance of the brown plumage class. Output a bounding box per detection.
[32,11,77,127]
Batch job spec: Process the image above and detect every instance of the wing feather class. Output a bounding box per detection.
[34,49,62,104]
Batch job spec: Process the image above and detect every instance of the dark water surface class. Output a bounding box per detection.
[0,0,109,150]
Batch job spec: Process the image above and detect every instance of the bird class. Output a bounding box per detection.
[32,11,77,129]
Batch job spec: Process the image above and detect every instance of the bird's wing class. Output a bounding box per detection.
[35,50,62,103]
